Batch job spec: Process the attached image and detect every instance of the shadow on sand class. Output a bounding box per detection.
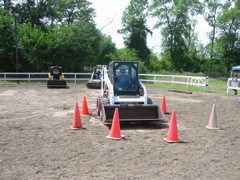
[105,120,169,130]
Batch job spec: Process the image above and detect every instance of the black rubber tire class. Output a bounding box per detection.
[147,97,153,104]
[100,97,110,121]
[99,103,104,121]
[96,98,100,116]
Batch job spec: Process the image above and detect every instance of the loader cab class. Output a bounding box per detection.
[93,65,102,79]
[109,62,140,96]
[49,66,63,80]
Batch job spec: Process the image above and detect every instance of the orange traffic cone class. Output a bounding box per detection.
[163,110,182,143]
[206,104,219,129]
[161,96,170,114]
[71,102,83,129]
[81,96,89,116]
[106,108,125,140]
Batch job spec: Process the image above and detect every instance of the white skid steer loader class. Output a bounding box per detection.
[96,61,165,123]
[86,65,103,89]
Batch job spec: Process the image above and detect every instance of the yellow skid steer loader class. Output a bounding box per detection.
[47,66,67,88]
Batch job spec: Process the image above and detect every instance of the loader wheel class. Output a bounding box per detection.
[99,103,104,121]
[97,97,109,121]
[96,98,100,116]
[147,97,153,104]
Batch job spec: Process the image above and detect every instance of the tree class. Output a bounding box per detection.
[1,0,12,12]
[203,0,223,71]
[97,35,117,65]
[216,1,240,71]
[11,0,95,30]
[0,0,116,72]
[109,48,140,62]
[0,9,15,71]
[119,0,151,66]
[150,0,203,72]
[18,24,52,71]
[13,0,51,30]
[53,0,95,26]
[108,48,151,73]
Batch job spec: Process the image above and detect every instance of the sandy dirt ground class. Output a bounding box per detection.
[0,84,240,180]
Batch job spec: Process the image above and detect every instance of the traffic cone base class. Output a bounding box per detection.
[206,126,219,130]
[71,126,82,130]
[106,135,125,140]
[163,137,182,143]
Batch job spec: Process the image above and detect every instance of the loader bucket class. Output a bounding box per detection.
[47,80,67,88]
[101,104,165,123]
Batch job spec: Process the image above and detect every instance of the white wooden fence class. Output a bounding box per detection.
[139,74,208,90]
[0,72,91,83]
[0,72,208,90]
[227,78,240,94]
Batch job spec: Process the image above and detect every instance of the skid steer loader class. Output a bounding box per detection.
[86,65,103,89]
[47,66,67,88]
[96,61,165,123]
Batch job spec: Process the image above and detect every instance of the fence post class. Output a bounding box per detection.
[4,73,6,82]
[186,77,189,89]
[227,79,230,94]
[28,73,31,83]
[74,74,76,83]
[204,76,209,91]
[171,76,174,87]
[154,75,156,85]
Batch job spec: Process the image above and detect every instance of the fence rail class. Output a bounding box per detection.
[139,74,208,90]
[0,72,92,83]
[0,72,208,90]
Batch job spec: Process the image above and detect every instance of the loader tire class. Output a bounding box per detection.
[97,96,109,120]
[96,98,100,116]
[100,106,103,121]
[147,97,153,104]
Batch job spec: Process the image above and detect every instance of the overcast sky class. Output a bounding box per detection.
[89,0,211,54]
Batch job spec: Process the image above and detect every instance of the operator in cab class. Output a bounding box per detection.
[117,68,131,91]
